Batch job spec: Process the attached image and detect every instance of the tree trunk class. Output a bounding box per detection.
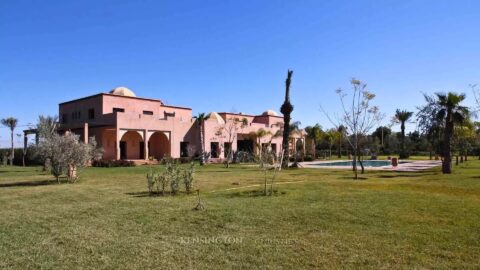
[442,111,453,174]
[199,123,205,165]
[460,155,464,163]
[455,155,459,165]
[10,130,14,166]
[358,155,365,174]
[338,140,342,158]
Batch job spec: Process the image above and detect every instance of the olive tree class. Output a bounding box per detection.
[37,133,103,183]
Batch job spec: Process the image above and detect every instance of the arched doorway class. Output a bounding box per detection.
[149,132,170,160]
[120,131,144,159]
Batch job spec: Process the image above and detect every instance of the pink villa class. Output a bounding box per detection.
[56,87,307,162]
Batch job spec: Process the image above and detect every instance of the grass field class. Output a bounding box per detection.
[0,159,479,269]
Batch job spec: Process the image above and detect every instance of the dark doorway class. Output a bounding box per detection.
[224,142,232,158]
[211,142,219,158]
[180,142,189,157]
[120,141,127,159]
[139,142,145,159]
[237,139,253,153]
[271,143,277,154]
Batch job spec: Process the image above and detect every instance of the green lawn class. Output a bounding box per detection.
[0,160,479,269]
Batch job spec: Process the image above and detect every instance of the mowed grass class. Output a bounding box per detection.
[0,159,479,269]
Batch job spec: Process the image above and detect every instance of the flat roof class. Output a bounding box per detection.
[59,93,192,110]
[217,112,284,118]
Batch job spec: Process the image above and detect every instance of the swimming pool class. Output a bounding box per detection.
[312,160,407,167]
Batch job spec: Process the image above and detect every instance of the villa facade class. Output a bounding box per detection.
[58,87,306,161]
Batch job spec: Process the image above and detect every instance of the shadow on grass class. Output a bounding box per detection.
[375,173,437,179]
[225,189,287,198]
[0,170,32,173]
[0,179,56,188]
[338,176,368,180]
[125,191,192,198]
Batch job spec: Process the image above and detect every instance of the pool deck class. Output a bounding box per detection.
[299,160,442,172]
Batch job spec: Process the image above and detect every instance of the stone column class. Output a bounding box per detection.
[83,123,89,144]
[144,130,149,160]
[116,128,121,160]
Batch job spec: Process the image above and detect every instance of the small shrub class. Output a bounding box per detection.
[183,162,195,194]
[303,155,314,162]
[92,159,135,167]
[146,160,195,196]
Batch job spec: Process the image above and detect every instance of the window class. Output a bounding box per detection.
[143,110,154,115]
[88,109,95,120]
[113,108,125,113]
[210,142,219,158]
[180,142,189,157]
[62,114,68,124]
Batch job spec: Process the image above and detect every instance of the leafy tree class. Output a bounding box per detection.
[371,126,392,147]
[36,115,58,139]
[280,70,294,168]
[36,115,59,170]
[1,117,18,166]
[324,129,340,159]
[435,92,470,174]
[37,133,103,183]
[393,109,413,158]
[304,124,323,158]
[196,113,207,165]
[416,94,444,159]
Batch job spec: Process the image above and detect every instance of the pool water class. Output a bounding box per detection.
[313,160,407,167]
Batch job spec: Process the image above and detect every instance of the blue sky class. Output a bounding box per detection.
[1,0,479,147]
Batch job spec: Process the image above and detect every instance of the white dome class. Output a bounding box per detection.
[206,112,225,124]
[262,109,279,116]
[109,87,136,97]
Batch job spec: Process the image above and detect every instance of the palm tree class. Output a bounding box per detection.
[394,109,413,158]
[1,117,18,166]
[249,128,272,160]
[280,70,294,168]
[304,124,322,158]
[196,113,207,165]
[436,92,469,174]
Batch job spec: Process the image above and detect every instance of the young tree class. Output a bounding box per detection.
[196,113,207,165]
[1,117,18,166]
[304,124,323,158]
[280,70,294,168]
[216,117,248,168]
[435,92,469,174]
[322,79,382,179]
[393,109,413,158]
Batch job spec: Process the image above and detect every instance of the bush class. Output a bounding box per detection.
[303,155,314,162]
[92,159,135,167]
[146,161,196,196]
[183,162,195,194]
[233,151,255,163]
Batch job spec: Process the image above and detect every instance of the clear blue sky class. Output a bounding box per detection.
[1,0,479,147]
